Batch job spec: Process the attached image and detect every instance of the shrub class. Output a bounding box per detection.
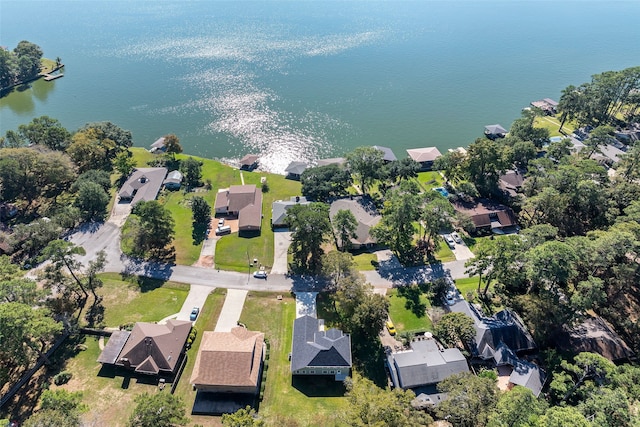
[53,371,72,385]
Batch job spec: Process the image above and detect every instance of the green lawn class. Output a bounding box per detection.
[98,273,189,327]
[434,238,456,262]
[388,287,433,333]
[173,289,227,426]
[214,172,301,273]
[534,115,576,137]
[416,171,445,191]
[239,291,344,426]
[352,252,378,271]
[455,276,481,298]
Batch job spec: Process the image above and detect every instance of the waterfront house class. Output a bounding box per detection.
[498,170,525,198]
[329,197,381,250]
[163,170,183,190]
[117,167,168,206]
[484,124,508,140]
[97,319,191,375]
[372,145,397,162]
[406,147,442,171]
[284,161,308,180]
[291,315,352,381]
[271,196,310,228]
[214,185,263,233]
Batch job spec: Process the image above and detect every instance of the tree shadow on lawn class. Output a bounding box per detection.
[352,338,388,388]
[192,222,208,245]
[396,284,428,318]
[291,375,346,398]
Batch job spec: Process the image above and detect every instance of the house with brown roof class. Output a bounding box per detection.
[214,185,263,233]
[499,170,525,198]
[97,319,191,375]
[239,154,259,171]
[329,197,381,250]
[117,167,168,206]
[452,198,517,234]
[190,327,265,394]
[406,147,442,171]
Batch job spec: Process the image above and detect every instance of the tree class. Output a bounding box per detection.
[506,139,537,169]
[72,169,112,194]
[23,409,80,427]
[74,181,109,221]
[487,386,546,427]
[321,251,357,290]
[2,129,26,148]
[536,406,591,427]
[508,109,549,148]
[13,40,43,82]
[332,209,358,251]
[286,203,331,272]
[433,312,475,349]
[346,146,385,195]
[617,141,640,182]
[163,134,183,159]
[420,195,453,250]
[433,149,466,183]
[113,149,136,178]
[221,406,264,427]
[301,164,352,202]
[66,127,115,172]
[0,255,40,303]
[386,157,420,184]
[9,218,62,261]
[191,196,211,225]
[39,389,86,420]
[14,40,43,61]
[129,200,176,258]
[526,240,577,290]
[549,352,616,404]
[0,47,18,89]
[464,137,508,195]
[128,392,188,427]
[18,116,70,151]
[435,372,499,427]
[180,157,202,188]
[578,387,632,427]
[582,125,614,158]
[372,181,422,264]
[78,121,133,149]
[342,373,432,427]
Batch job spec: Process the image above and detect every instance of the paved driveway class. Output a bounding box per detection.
[175,285,214,322]
[214,289,248,332]
[272,230,292,274]
[295,292,318,318]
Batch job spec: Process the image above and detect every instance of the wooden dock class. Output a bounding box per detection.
[43,73,64,81]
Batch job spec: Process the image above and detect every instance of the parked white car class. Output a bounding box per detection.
[254,270,267,279]
[444,234,456,248]
[451,232,463,244]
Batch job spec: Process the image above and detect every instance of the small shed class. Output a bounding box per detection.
[284,161,308,180]
[239,154,259,170]
[163,170,183,190]
[484,124,508,139]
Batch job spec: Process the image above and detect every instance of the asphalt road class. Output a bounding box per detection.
[63,221,470,292]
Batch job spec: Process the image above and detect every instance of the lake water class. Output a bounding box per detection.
[1,1,639,173]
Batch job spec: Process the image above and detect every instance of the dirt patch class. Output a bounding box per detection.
[193,255,214,268]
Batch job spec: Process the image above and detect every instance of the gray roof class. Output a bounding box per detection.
[484,124,508,135]
[239,154,259,166]
[449,301,536,358]
[163,170,183,185]
[97,330,131,364]
[594,144,625,163]
[373,145,397,162]
[285,161,308,176]
[387,339,469,389]
[316,157,345,167]
[118,167,168,205]
[271,196,309,227]
[509,361,546,397]
[150,137,166,149]
[291,316,351,372]
[329,197,381,247]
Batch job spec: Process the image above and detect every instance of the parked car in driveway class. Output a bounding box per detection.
[445,291,456,305]
[451,232,462,244]
[444,234,456,248]
[386,320,397,336]
[190,307,200,321]
[254,270,267,279]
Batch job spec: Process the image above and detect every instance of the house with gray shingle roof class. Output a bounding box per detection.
[484,124,508,139]
[117,167,168,206]
[291,315,351,381]
[329,197,381,250]
[386,338,469,390]
[271,196,310,228]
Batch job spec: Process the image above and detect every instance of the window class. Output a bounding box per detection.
[330,370,335,374]
[322,370,328,374]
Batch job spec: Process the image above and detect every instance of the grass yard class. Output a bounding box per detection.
[534,115,576,137]
[173,289,227,426]
[157,190,204,265]
[239,292,345,426]
[416,171,445,191]
[98,273,189,327]
[388,287,433,333]
[352,252,378,271]
[455,276,481,298]
[434,238,456,262]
